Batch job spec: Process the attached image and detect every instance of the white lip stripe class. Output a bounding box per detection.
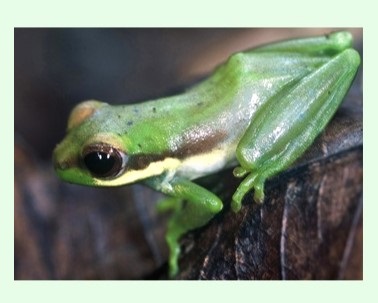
[95,157,181,186]
[94,147,236,186]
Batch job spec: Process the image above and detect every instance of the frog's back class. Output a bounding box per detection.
[88,50,334,180]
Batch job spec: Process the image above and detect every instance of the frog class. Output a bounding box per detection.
[53,31,360,277]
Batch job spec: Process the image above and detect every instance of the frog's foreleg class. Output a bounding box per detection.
[148,177,223,277]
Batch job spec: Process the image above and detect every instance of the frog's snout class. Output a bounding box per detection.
[52,144,70,173]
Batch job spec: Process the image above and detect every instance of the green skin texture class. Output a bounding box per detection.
[53,31,360,277]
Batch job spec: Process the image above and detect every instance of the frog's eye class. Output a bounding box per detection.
[82,144,128,178]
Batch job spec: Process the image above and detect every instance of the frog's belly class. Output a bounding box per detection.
[176,146,237,180]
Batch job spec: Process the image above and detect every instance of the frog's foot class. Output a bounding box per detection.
[166,231,181,277]
[232,167,265,212]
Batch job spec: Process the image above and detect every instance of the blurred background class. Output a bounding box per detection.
[14,28,362,279]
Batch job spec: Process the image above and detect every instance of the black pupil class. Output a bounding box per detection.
[84,151,116,176]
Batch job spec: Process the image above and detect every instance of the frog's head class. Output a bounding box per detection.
[53,100,124,186]
[53,100,179,187]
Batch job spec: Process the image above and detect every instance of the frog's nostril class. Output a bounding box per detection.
[59,159,71,170]
[53,154,69,171]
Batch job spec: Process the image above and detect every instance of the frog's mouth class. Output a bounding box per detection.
[53,159,98,187]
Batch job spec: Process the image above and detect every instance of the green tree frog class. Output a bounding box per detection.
[53,31,360,277]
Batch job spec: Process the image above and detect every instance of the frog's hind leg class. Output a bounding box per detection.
[233,46,360,212]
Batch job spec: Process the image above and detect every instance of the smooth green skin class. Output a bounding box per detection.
[53,31,360,277]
